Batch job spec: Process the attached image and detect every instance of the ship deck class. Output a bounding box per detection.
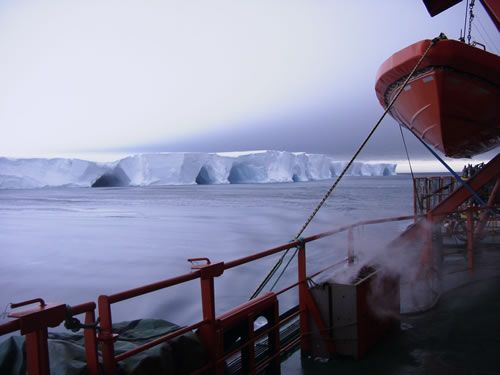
[1,204,498,374]
[282,242,500,374]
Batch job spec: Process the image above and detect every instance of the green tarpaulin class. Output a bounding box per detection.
[0,319,207,374]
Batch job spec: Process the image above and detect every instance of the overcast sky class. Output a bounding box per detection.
[1,0,498,166]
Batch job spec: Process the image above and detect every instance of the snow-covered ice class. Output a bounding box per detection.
[0,151,396,189]
[0,157,109,189]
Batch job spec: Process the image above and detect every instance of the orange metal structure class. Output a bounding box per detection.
[1,151,499,373]
[375,39,500,158]
[422,0,500,30]
[2,205,497,373]
[397,154,500,275]
[1,213,426,374]
[1,0,499,365]
[1,173,498,374]
[0,300,98,375]
[413,175,457,216]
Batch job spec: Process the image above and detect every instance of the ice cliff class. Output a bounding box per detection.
[0,151,396,189]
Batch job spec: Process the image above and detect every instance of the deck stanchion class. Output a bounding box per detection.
[83,310,99,375]
[297,242,336,356]
[98,295,117,374]
[269,298,281,373]
[25,328,50,375]
[413,178,418,221]
[475,177,500,238]
[466,208,475,271]
[245,313,256,373]
[6,300,69,375]
[297,242,311,354]
[421,212,434,270]
[5,210,487,373]
[197,262,224,374]
[348,227,355,264]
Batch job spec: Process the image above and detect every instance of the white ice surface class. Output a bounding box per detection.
[0,151,397,188]
[0,157,108,188]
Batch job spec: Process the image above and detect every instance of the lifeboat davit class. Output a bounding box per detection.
[375,38,500,158]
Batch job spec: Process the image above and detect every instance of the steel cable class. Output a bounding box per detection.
[249,35,445,299]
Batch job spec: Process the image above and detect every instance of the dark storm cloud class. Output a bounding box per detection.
[125,96,430,159]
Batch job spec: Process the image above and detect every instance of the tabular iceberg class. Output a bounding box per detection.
[0,157,108,189]
[0,151,396,189]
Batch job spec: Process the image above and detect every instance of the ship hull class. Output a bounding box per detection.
[375,39,500,158]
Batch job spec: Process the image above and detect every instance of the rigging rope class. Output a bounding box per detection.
[249,34,446,300]
[403,125,495,211]
[475,18,500,53]
[399,124,424,212]
[461,0,469,42]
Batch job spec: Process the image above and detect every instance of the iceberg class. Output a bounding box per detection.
[228,151,299,183]
[0,151,397,189]
[116,153,210,186]
[0,157,108,189]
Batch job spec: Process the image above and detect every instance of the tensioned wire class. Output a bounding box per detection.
[399,123,424,213]
[249,34,446,300]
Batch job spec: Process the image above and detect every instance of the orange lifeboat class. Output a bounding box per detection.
[375,38,500,158]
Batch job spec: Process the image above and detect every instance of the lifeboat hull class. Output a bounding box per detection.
[375,39,500,158]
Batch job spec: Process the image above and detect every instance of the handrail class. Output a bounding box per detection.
[225,214,420,270]
[0,300,99,375]
[0,319,20,336]
[99,207,499,369]
[0,301,95,335]
[71,302,97,315]
[107,271,200,304]
[2,206,497,374]
[99,209,495,364]
[102,209,499,309]
[304,214,419,242]
[275,258,349,297]
[95,213,425,373]
[115,320,206,362]
[96,214,424,320]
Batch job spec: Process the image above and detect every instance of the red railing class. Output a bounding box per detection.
[0,300,98,375]
[82,214,422,374]
[1,206,498,374]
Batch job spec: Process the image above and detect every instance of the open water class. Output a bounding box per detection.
[0,175,416,330]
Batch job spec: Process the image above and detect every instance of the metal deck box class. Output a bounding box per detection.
[309,266,400,359]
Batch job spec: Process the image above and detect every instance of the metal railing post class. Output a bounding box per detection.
[347,227,355,264]
[413,177,418,220]
[421,212,434,270]
[98,295,117,374]
[244,313,256,373]
[466,208,474,271]
[25,328,50,375]
[7,300,67,375]
[83,310,99,375]
[197,262,224,374]
[297,242,310,354]
[475,176,500,238]
[268,298,281,373]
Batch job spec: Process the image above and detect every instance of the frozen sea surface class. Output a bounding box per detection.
[0,175,415,328]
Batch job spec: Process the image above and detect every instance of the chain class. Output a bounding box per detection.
[64,305,100,333]
[467,0,475,44]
